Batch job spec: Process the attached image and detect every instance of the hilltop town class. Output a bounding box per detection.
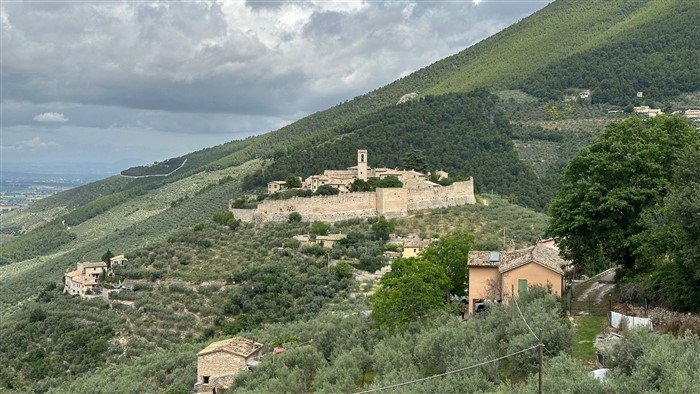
[231,150,476,222]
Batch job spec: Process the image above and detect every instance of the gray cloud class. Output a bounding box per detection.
[1,0,550,169]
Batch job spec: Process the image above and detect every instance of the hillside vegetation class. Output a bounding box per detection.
[245,91,551,210]
[0,199,547,391]
[2,0,700,391]
[522,0,700,105]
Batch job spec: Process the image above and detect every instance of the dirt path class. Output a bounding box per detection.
[577,281,613,303]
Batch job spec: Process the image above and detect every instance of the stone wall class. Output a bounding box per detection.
[197,352,246,384]
[231,178,476,223]
[376,188,407,217]
[234,192,377,223]
[407,179,475,211]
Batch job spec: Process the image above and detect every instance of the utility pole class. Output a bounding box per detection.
[538,343,543,394]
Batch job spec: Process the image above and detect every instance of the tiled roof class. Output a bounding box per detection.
[198,337,263,358]
[316,233,347,241]
[498,246,565,275]
[467,251,500,267]
[81,261,107,268]
[404,239,431,249]
[468,246,565,275]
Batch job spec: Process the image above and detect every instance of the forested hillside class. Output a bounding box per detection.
[522,0,700,105]
[245,91,551,210]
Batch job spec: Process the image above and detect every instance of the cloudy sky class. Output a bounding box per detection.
[1,0,550,175]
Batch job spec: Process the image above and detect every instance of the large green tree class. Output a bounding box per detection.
[548,116,698,273]
[421,232,474,296]
[371,258,450,332]
[633,144,700,310]
[284,175,302,189]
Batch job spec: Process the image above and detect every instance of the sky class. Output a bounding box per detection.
[1,0,550,175]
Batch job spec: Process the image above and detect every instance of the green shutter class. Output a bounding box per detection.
[518,279,528,295]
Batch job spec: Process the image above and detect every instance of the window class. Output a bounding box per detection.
[518,279,528,295]
[203,376,210,384]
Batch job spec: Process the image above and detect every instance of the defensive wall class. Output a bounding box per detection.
[231,178,475,223]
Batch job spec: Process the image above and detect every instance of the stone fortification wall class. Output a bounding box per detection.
[230,208,256,222]
[407,179,475,211]
[237,192,377,223]
[231,177,476,223]
[376,188,408,217]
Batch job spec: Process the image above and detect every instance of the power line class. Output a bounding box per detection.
[512,296,558,358]
[513,294,540,343]
[352,344,542,394]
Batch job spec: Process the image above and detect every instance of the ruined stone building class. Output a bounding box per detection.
[195,336,263,394]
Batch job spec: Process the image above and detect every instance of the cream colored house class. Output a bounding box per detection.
[267,180,287,195]
[195,337,263,394]
[109,255,128,270]
[402,238,432,258]
[64,261,108,296]
[467,245,565,315]
[64,257,127,296]
[685,109,700,119]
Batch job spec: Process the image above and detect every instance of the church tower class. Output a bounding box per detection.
[357,149,368,181]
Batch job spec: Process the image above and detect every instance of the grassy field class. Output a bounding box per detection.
[572,316,606,366]
[395,195,548,249]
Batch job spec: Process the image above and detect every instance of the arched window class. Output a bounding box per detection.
[361,154,365,162]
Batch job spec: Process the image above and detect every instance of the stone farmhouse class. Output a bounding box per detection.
[315,233,347,248]
[235,150,476,223]
[467,245,565,315]
[63,255,127,297]
[195,336,263,394]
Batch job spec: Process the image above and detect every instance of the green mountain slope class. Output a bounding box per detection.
[522,0,700,104]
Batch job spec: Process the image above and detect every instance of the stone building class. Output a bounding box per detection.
[64,262,108,296]
[315,233,347,248]
[195,336,263,394]
[467,245,565,315]
[108,255,128,270]
[64,256,128,296]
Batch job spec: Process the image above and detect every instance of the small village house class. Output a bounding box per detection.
[108,255,128,271]
[267,180,287,195]
[401,238,432,258]
[64,256,127,296]
[315,233,347,248]
[467,245,565,315]
[387,234,433,258]
[195,336,263,394]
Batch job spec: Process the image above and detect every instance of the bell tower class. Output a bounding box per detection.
[357,149,368,181]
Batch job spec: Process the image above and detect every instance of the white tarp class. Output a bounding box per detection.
[610,311,653,330]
